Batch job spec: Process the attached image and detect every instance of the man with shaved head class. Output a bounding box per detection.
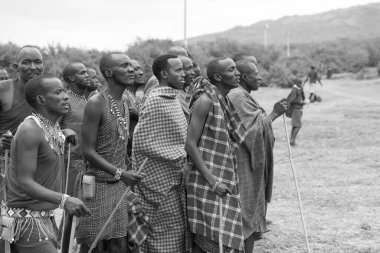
[232,53,258,65]
[76,53,149,253]
[186,57,247,253]
[0,46,43,152]
[228,59,287,252]
[0,46,44,228]
[59,62,90,253]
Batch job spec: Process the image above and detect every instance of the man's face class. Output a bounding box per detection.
[73,63,90,88]
[244,64,261,91]
[166,58,185,90]
[87,68,100,92]
[16,47,43,81]
[111,55,134,87]
[219,58,240,89]
[131,60,144,86]
[42,78,70,116]
[180,57,195,87]
[0,70,8,81]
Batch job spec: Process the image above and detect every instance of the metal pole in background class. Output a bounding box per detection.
[287,32,291,57]
[264,23,268,49]
[184,0,188,48]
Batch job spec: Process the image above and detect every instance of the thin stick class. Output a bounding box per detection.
[68,216,78,253]
[282,115,311,253]
[88,158,148,253]
[60,144,71,249]
[3,149,10,253]
[218,197,224,253]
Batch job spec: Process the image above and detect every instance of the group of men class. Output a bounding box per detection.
[0,45,288,253]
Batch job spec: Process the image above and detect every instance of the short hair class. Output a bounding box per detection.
[98,53,123,79]
[62,62,83,83]
[25,75,56,110]
[235,59,256,74]
[167,46,188,57]
[16,45,42,63]
[152,54,178,81]
[206,57,227,84]
[232,53,257,65]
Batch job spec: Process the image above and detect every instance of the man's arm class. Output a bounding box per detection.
[17,120,90,216]
[82,94,143,186]
[185,94,230,197]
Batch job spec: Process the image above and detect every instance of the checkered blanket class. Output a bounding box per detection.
[228,86,274,238]
[186,80,247,251]
[132,86,191,251]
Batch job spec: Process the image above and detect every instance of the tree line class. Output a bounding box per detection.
[2,37,380,88]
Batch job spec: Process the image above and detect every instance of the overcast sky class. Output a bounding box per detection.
[1,0,377,51]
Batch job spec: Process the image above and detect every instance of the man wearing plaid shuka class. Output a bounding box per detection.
[228,59,287,252]
[186,58,247,253]
[132,55,191,252]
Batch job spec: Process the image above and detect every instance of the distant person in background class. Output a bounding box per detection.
[303,65,322,103]
[131,59,146,101]
[287,78,305,146]
[59,62,90,253]
[85,67,101,99]
[232,53,258,65]
[177,55,195,122]
[192,62,201,78]
[228,60,287,252]
[0,68,9,81]
[326,66,333,79]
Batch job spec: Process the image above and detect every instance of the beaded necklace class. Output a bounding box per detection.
[68,89,87,102]
[107,93,129,141]
[32,113,66,155]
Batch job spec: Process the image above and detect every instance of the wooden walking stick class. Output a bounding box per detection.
[2,149,10,253]
[68,216,78,253]
[282,115,311,253]
[60,144,71,250]
[88,158,148,253]
[218,197,224,253]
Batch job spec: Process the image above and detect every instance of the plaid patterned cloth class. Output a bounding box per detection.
[228,87,275,239]
[76,90,150,247]
[186,80,247,252]
[132,86,191,252]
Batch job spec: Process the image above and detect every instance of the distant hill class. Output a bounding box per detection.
[188,2,380,45]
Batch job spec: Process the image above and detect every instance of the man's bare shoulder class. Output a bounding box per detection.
[16,118,44,145]
[0,79,13,91]
[192,93,212,115]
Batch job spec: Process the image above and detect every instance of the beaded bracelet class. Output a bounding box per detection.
[59,194,70,209]
[211,180,221,192]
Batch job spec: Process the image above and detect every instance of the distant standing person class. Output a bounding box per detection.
[303,65,322,103]
[287,78,305,146]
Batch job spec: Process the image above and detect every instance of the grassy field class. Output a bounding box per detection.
[252,78,380,252]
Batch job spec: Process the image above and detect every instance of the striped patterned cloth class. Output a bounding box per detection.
[132,86,191,252]
[186,80,247,252]
[228,86,274,239]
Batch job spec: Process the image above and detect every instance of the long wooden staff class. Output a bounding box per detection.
[88,158,148,253]
[282,115,311,253]
[60,144,71,249]
[218,197,224,253]
[3,149,10,253]
[68,215,78,253]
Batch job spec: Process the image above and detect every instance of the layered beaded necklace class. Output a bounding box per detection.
[68,89,87,102]
[107,93,129,141]
[32,112,66,155]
